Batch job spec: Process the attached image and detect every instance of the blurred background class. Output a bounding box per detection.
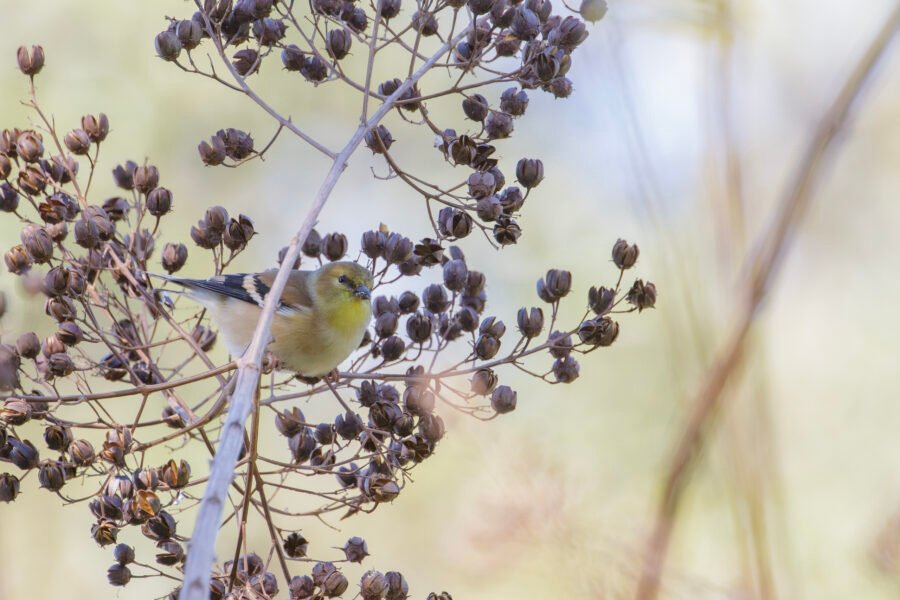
[1,0,899,598]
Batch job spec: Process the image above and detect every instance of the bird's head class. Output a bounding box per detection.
[315,261,373,306]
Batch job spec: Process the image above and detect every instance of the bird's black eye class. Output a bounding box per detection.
[338,275,348,285]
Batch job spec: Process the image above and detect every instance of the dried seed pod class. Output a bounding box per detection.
[361,230,386,259]
[380,335,406,361]
[17,164,47,195]
[155,30,182,61]
[468,171,495,199]
[0,473,18,502]
[361,570,389,600]
[133,164,160,194]
[69,438,95,466]
[381,0,402,17]
[299,228,322,257]
[112,161,136,189]
[580,0,608,22]
[418,413,445,443]
[403,386,435,416]
[626,279,657,311]
[405,312,432,344]
[343,536,369,563]
[301,54,329,82]
[491,384,517,413]
[160,459,191,488]
[48,352,75,378]
[5,245,32,275]
[21,224,54,264]
[326,29,353,59]
[73,217,100,249]
[45,297,77,322]
[8,438,40,470]
[335,410,364,440]
[190,324,216,352]
[223,215,255,250]
[516,307,544,338]
[146,187,172,216]
[321,569,349,597]
[176,18,203,49]
[500,87,529,116]
[1,399,31,425]
[474,334,500,359]
[537,268,572,302]
[283,532,309,558]
[289,428,316,463]
[43,266,70,296]
[485,110,514,139]
[385,572,409,600]
[82,113,110,143]
[588,286,616,315]
[127,490,161,524]
[252,17,286,45]
[398,291,420,314]
[322,232,348,261]
[63,128,92,155]
[374,312,399,338]
[56,322,84,346]
[155,540,185,566]
[161,242,188,274]
[462,93,489,121]
[411,10,439,35]
[381,233,410,264]
[512,6,540,40]
[198,133,227,166]
[578,316,619,347]
[281,44,305,70]
[275,407,306,437]
[38,460,66,491]
[17,45,44,76]
[15,130,43,162]
[233,48,260,76]
[612,238,639,269]
[364,125,393,154]
[479,316,506,338]
[16,332,41,359]
[470,368,497,395]
[107,563,132,586]
[0,183,18,212]
[553,355,580,383]
[142,510,177,541]
[113,544,135,566]
[218,128,254,160]
[548,330,573,358]
[190,221,220,249]
[492,216,521,245]
[133,468,160,492]
[515,158,544,188]
[547,76,574,98]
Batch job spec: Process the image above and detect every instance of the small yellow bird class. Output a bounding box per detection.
[160,261,373,377]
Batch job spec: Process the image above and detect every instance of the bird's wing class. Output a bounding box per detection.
[165,270,315,315]
[257,269,316,314]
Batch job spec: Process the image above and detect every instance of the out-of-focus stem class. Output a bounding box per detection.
[635,6,900,599]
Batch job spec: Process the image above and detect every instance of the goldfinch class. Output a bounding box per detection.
[159,261,373,377]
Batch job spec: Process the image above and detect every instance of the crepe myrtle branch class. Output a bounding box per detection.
[0,0,646,597]
[179,25,475,600]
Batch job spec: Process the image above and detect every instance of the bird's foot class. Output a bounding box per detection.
[323,368,341,385]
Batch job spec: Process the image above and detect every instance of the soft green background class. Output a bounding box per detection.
[1,0,900,598]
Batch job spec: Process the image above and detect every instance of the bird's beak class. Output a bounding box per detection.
[354,284,371,300]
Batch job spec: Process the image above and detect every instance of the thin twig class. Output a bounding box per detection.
[178,23,475,600]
